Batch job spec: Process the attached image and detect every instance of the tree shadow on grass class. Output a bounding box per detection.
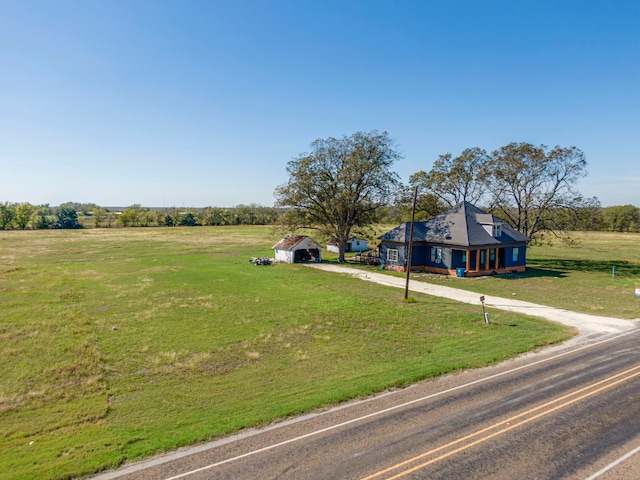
[492,259,639,280]
[493,268,566,280]
[531,259,640,277]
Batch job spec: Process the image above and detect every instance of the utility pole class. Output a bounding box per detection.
[404,186,418,300]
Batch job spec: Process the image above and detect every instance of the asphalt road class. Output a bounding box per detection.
[95,326,640,480]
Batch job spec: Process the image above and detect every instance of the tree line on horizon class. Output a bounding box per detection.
[1,132,639,238]
[0,203,282,230]
[1,199,637,235]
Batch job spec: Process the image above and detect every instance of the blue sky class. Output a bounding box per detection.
[1,0,638,207]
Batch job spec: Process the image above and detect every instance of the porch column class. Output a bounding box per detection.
[466,250,470,271]
[485,249,490,270]
[494,249,499,270]
[475,250,480,272]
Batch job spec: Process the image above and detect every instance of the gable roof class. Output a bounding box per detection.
[273,235,321,250]
[379,201,529,247]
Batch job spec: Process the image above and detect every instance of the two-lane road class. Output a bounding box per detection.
[96,328,640,479]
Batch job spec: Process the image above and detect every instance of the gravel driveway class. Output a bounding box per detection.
[308,264,638,337]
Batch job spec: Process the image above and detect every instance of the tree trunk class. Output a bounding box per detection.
[338,242,346,263]
[337,234,349,263]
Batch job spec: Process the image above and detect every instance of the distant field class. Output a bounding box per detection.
[0,226,589,479]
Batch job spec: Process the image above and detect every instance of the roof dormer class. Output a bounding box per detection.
[478,214,502,238]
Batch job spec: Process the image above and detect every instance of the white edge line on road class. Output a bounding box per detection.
[161,330,638,480]
[584,444,640,480]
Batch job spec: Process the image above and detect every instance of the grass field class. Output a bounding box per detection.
[403,231,640,319]
[2,227,634,479]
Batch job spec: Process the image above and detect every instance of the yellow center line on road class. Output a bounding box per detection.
[361,364,640,480]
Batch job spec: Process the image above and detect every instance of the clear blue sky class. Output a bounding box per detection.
[1,0,638,207]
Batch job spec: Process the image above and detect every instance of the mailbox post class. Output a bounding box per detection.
[480,295,490,324]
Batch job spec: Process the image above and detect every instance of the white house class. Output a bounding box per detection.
[326,237,369,253]
[272,235,322,264]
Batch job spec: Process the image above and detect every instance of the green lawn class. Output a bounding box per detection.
[0,226,579,479]
[401,231,640,319]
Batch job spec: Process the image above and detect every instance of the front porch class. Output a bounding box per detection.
[455,246,526,276]
[382,246,526,277]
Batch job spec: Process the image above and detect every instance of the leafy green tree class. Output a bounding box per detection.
[34,214,53,229]
[274,130,401,262]
[0,202,16,230]
[233,204,267,225]
[34,205,54,230]
[150,209,165,227]
[374,205,405,224]
[105,212,116,228]
[179,212,198,226]
[199,207,215,226]
[140,211,153,227]
[54,206,82,229]
[394,187,447,222]
[14,203,35,230]
[162,208,182,227]
[91,207,107,228]
[486,143,589,239]
[600,205,640,232]
[117,210,135,227]
[162,209,178,226]
[38,204,53,215]
[214,208,234,225]
[118,205,147,227]
[254,205,280,225]
[550,197,603,232]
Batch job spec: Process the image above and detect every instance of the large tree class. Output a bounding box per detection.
[274,130,401,262]
[409,147,490,208]
[486,142,588,239]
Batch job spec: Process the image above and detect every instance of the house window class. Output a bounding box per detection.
[387,249,399,262]
[431,247,442,263]
[490,249,495,261]
[461,251,466,263]
[492,224,502,237]
[480,250,485,265]
[512,247,519,263]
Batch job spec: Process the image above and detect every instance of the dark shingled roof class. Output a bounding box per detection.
[379,202,529,247]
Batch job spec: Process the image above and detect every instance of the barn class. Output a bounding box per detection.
[378,201,530,276]
[272,235,322,264]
